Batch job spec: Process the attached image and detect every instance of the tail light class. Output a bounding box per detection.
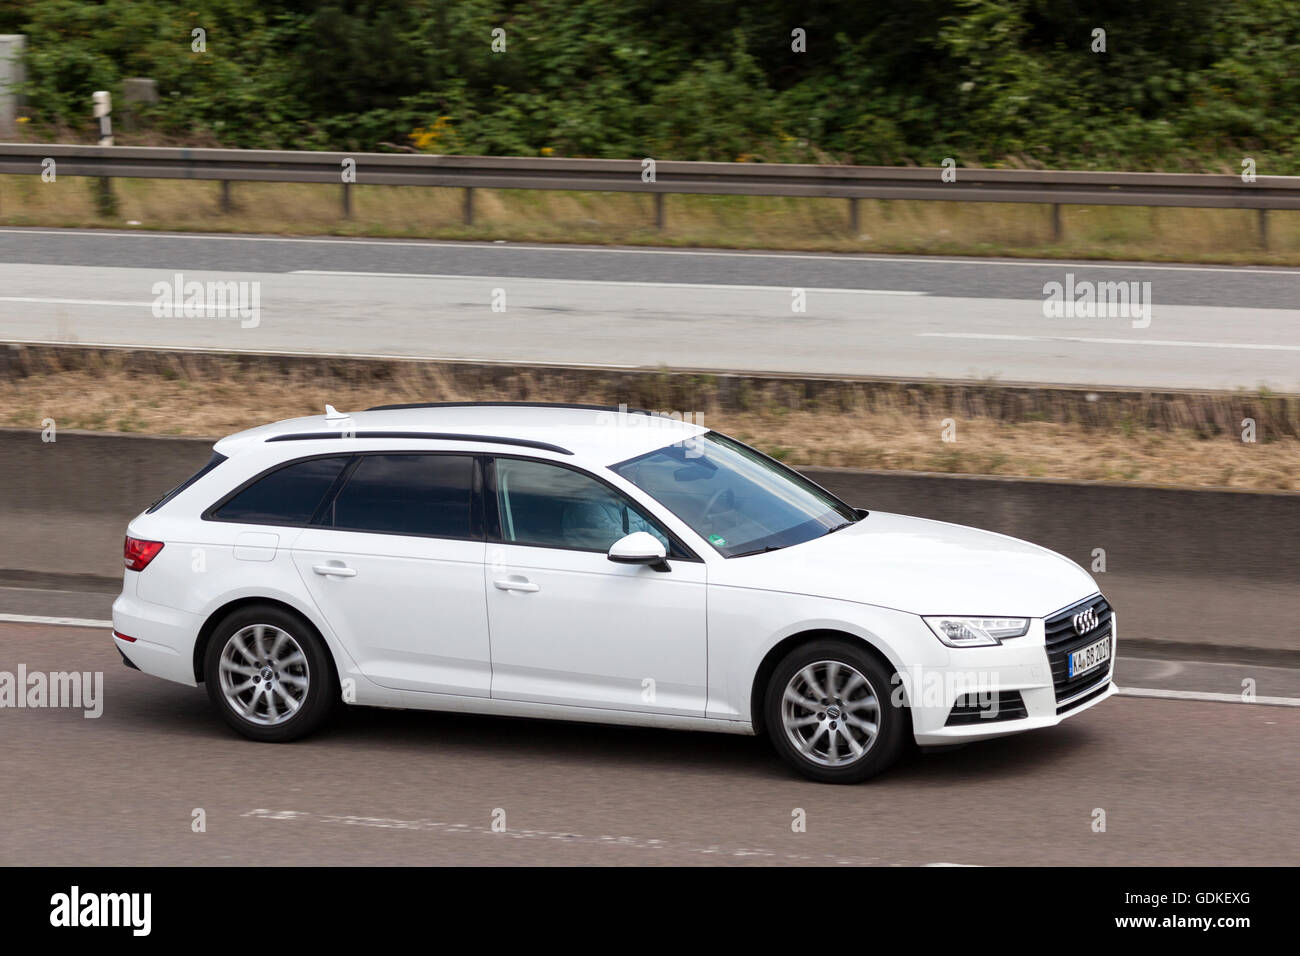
[124,536,164,571]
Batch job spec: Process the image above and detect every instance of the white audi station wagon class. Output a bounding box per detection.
[113,403,1116,782]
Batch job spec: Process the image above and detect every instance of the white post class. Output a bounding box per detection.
[91,90,117,215]
[93,90,113,145]
[0,35,25,136]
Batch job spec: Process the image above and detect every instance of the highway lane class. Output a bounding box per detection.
[1,260,1298,390]
[5,228,1300,308]
[1,621,1296,866]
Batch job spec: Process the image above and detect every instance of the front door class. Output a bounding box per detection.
[483,456,708,716]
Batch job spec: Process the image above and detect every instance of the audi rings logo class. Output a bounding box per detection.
[1073,606,1099,635]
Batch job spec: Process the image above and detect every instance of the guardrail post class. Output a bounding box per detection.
[1051,203,1063,242]
[463,187,475,225]
[341,182,352,219]
[654,192,666,230]
[1258,209,1270,250]
[219,180,232,213]
[849,198,860,234]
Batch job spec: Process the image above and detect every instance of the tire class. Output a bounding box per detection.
[763,638,907,783]
[203,604,336,743]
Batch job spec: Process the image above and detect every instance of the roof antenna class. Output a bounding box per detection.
[324,404,350,421]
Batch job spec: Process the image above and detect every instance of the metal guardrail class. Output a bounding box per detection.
[1,142,1295,240]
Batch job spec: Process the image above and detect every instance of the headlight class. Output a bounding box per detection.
[924,616,1030,647]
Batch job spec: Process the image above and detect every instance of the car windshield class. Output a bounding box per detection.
[610,432,859,558]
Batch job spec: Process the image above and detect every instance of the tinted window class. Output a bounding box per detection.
[325,454,473,538]
[148,451,227,513]
[214,456,348,525]
[494,458,671,553]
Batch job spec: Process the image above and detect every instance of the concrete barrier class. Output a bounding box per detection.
[806,467,1299,661]
[2,428,1296,660]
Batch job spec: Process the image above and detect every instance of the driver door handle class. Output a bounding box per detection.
[494,577,540,593]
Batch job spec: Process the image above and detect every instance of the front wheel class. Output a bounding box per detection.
[204,605,335,743]
[764,639,907,783]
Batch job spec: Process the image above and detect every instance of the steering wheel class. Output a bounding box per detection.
[702,486,735,519]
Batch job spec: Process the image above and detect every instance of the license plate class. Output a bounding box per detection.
[1069,635,1111,678]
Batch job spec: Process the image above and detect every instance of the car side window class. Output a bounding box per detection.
[494,458,673,554]
[322,454,474,538]
[212,456,349,526]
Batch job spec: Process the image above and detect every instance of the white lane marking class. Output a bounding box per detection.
[0,296,156,307]
[0,613,112,628]
[4,228,1300,276]
[0,338,640,369]
[1,296,253,314]
[241,808,886,865]
[1116,686,1300,707]
[290,270,926,294]
[918,332,1300,352]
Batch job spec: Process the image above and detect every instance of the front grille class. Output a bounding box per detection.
[1044,593,1114,711]
[945,690,1028,726]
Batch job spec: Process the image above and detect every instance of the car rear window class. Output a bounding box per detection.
[323,454,474,538]
[147,451,228,514]
[212,456,348,526]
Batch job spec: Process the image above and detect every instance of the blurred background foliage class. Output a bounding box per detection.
[3,0,1298,170]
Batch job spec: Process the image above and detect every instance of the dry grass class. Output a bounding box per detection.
[4,174,1300,264]
[3,365,1296,491]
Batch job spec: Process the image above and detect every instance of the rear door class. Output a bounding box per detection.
[291,452,491,696]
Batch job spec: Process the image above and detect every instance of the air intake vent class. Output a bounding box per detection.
[945,690,1028,726]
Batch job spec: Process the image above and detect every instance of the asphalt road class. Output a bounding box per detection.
[2,228,1298,390]
[2,621,1296,866]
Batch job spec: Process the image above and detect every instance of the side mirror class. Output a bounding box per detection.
[607,531,670,572]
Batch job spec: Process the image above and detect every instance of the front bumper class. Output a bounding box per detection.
[909,604,1117,746]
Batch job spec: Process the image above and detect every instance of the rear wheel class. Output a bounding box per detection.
[764,639,906,783]
[204,605,335,742]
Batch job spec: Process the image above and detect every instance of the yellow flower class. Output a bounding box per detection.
[540,146,553,156]
[16,116,29,124]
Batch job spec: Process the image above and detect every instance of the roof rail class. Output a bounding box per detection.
[266,430,573,455]
[364,400,655,414]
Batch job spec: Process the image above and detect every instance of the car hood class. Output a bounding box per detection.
[714,511,1098,618]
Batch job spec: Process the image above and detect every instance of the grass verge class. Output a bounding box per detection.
[2,354,1296,491]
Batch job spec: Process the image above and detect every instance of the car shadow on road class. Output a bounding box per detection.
[893,724,1097,784]
[323,702,1100,785]
[116,671,1102,785]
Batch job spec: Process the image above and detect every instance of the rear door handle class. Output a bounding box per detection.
[313,564,357,577]
[494,578,540,593]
